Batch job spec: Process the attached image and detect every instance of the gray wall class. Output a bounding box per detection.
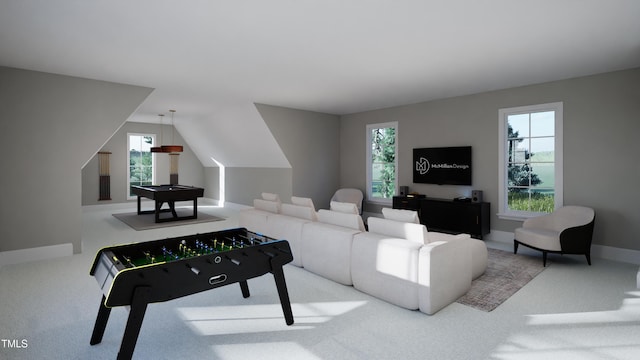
[81,122,205,205]
[203,166,220,200]
[340,67,640,251]
[257,104,341,209]
[224,167,293,206]
[0,67,152,253]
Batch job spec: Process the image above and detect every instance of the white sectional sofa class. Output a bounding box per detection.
[267,198,317,267]
[238,194,487,315]
[352,216,474,314]
[300,208,365,286]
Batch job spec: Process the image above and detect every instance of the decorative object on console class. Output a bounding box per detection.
[472,190,483,203]
[514,206,595,266]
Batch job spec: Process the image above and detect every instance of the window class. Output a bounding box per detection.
[127,133,155,197]
[498,102,563,220]
[366,122,398,204]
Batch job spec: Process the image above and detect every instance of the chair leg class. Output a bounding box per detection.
[542,251,548,267]
[585,253,592,265]
[514,240,519,254]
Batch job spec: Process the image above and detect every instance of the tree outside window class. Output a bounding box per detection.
[367,122,397,203]
[499,103,562,219]
[128,134,155,197]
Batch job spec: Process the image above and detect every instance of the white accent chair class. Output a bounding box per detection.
[514,206,595,266]
[330,188,364,215]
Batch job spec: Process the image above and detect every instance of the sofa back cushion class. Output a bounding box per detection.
[291,196,315,210]
[281,203,317,221]
[367,217,427,244]
[317,209,365,231]
[254,198,280,213]
[261,192,281,202]
[382,208,420,224]
[330,201,359,214]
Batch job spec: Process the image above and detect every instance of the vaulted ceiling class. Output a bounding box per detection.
[2,1,639,167]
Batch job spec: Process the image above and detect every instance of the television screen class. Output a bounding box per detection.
[413,146,472,185]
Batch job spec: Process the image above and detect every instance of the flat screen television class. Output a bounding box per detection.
[413,146,472,185]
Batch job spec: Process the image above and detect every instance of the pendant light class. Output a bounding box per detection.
[161,109,183,153]
[150,114,165,153]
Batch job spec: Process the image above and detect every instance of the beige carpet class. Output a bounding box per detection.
[456,248,548,312]
[113,210,224,230]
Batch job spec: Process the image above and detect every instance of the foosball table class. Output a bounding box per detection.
[89,227,294,360]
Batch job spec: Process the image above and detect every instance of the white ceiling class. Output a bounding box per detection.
[2,0,639,167]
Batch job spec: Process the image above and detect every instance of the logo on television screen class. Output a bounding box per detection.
[416,157,430,175]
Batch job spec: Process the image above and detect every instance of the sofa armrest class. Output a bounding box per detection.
[418,238,471,315]
[426,232,470,243]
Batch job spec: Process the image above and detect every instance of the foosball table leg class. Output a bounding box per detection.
[272,267,294,325]
[239,280,250,298]
[90,295,112,345]
[117,286,151,360]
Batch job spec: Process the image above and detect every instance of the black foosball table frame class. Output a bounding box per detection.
[89,228,294,360]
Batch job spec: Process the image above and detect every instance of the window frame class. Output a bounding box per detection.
[498,102,563,221]
[366,121,398,205]
[127,133,156,199]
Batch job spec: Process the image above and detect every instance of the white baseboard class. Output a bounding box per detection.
[223,202,251,211]
[0,243,73,268]
[485,230,640,265]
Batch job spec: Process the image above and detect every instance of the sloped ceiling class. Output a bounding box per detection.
[1,1,639,167]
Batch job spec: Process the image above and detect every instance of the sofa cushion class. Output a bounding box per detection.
[381,208,420,224]
[301,221,361,285]
[317,209,365,231]
[291,196,315,210]
[351,232,422,310]
[418,238,472,315]
[267,214,312,267]
[330,201,359,214]
[261,192,280,202]
[514,227,562,251]
[423,232,487,279]
[367,217,427,244]
[281,203,317,221]
[238,209,272,236]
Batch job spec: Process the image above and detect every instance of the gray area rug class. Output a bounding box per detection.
[113,210,224,230]
[456,248,547,312]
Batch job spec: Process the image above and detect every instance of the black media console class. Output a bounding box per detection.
[392,196,490,239]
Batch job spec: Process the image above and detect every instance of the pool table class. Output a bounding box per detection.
[130,185,205,223]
